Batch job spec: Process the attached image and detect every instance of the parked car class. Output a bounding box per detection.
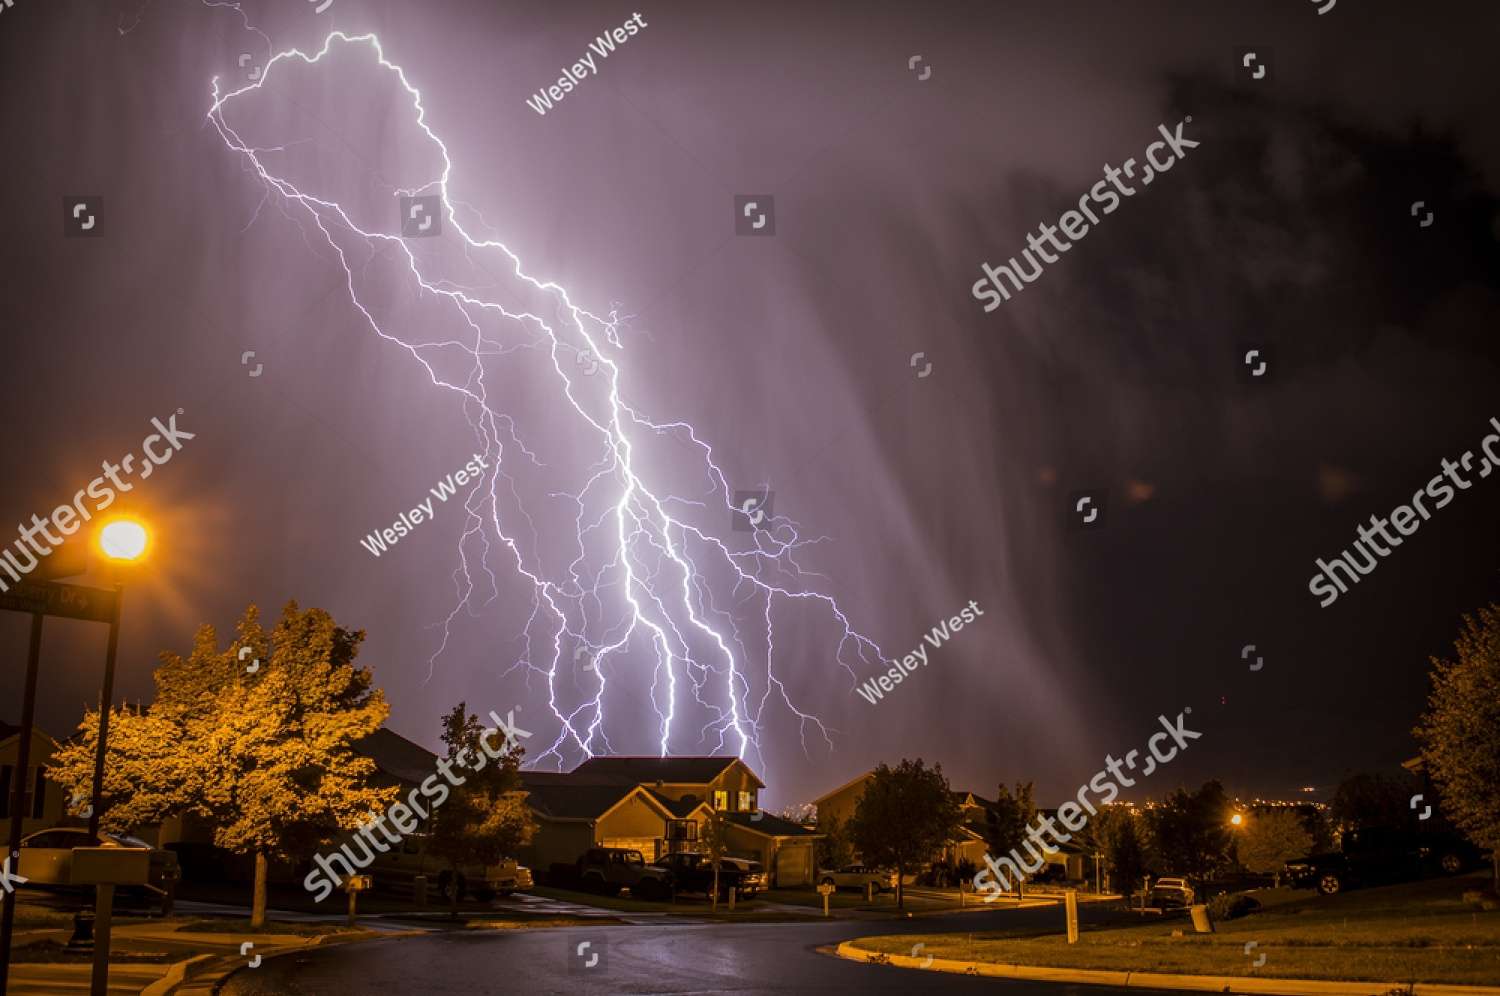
[721,856,768,897]
[573,847,674,900]
[1199,871,1274,899]
[1284,826,1490,896]
[817,863,904,892]
[1148,876,1194,909]
[365,833,531,901]
[18,828,180,907]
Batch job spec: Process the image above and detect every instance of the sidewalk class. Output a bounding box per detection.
[833,938,1500,995]
[5,917,400,996]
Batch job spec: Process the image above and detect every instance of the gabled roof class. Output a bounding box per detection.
[570,756,763,789]
[0,723,59,752]
[811,770,873,807]
[644,788,713,819]
[723,812,821,838]
[351,727,438,787]
[953,790,997,811]
[520,772,675,823]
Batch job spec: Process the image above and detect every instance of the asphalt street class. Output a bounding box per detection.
[220,901,1160,995]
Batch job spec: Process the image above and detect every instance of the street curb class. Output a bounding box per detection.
[154,928,418,994]
[142,953,214,996]
[833,940,1500,995]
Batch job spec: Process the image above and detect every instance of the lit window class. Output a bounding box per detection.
[713,790,728,810]
[738,791,753,812]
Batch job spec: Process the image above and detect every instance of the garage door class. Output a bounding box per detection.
[775,844,811,887]
[601,837,661,861]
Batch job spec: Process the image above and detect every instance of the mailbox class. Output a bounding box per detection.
[346,875,374,892]
[70,847,150,886]
[816,883,835,896]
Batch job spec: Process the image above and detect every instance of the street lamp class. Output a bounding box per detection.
[97,518,150,562]
[0,517,152,996]
[86,516,155,996]
[1230,813,1244,827]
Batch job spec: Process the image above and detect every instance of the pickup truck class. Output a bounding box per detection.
[568,847,675,900]
[1284,826,1489,896]
[657,852,767,899]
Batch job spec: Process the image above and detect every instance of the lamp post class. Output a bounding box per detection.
[85,520,148,841]
[0,518,149,996]
[86,519,149,996]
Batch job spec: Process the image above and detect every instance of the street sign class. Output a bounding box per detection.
[0,580,116,623]
[816,883,835,896]
[70,848,149,886]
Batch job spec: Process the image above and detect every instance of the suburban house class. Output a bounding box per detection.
[0,722,68,835]
[517,756,821,887]
[813,770,1085,879]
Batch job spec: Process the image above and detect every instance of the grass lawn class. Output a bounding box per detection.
[10,941,175,965]
[849,873,1500,987]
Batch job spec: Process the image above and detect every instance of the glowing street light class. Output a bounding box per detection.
[97,518,150,562]
[1230,812,1245,827]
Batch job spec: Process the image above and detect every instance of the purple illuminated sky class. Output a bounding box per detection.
[2,0,1498,810]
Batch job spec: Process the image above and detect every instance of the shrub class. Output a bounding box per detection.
[1207,892,1262,921]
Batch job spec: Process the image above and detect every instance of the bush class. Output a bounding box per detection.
[1207,892,1262,921]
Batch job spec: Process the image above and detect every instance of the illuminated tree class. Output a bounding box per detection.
[1145,781,1232,887]
[847,759,961,909]
[51,602,394,927]
[700,807,731,911]
[983,781,1038,898]
[814,812,854,870]
[1238,810,1313,886]
[426,702,536,915]
[1415,603,1500,891]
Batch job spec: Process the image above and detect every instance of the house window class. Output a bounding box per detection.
[666,820,698,853]
[738,791,754,812]
[712,790,728,810]
[0,765,46,820]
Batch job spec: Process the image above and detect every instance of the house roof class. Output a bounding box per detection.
[519,772,677,823]
[569,756,763,789]
[351,727,438,787]
[811,770,873,807]
[644,788,712,819]
[0,723,59,752]
[953,790,997,811]
[723,812,821,838]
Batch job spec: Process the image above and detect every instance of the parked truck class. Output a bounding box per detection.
[657,852,766,900]
[550,846,675,900]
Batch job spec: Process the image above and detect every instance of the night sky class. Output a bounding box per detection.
[1,0,1497,812]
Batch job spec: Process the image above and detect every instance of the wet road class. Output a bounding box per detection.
[221,902,1160,995]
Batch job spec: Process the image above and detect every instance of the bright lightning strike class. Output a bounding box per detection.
[206,30,890,775]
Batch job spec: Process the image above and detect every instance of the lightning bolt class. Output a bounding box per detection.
[205,29,889,775]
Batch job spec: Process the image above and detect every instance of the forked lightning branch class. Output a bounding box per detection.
[206,32,891,776]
